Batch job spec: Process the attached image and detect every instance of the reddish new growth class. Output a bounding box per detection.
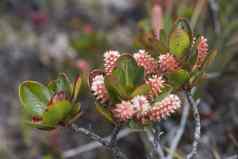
[91,75,109,103]
[112,101,135,122]
[194,36,208,68]
[146,75,165,96]
[104,50,120,75]
[49,91,67,106]
[133,50,158,74]
[148,94,181,122]
[32,116,42,123]
[159,53,180,73]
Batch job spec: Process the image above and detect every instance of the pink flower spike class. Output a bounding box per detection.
[148,94,181,122]
[146,75,165,96]
[159,53,180,73]
[194,36,208,68]
[112,101,135,122]
[133,50,159,74]
[104,50,120,75]
[91,75,109,103]
[131,95,151,124]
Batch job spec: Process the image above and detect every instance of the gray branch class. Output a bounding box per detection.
[64,128,141,158]
[70,124,128,159]
[166,94,190,159]
[110,125,122,146]
[153,125,165,159]
[186,92,201,159]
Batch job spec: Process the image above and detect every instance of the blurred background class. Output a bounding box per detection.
[0,0,238,159]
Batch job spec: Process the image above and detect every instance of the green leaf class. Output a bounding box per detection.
[134,31,169,55]
[184,36,200,69]
[25,121,55,130]
[43,100,72,126]
[169,28,191,58]
[201,49,218,70]
[153,86,173,103]
[72,75,82,102]
[64,103,81,124]
[115,54,144,92]
[104,75,127,102]
[189,70,204,86]
[56,73,72,95]
[131,84,150,97]
[47,80,57,94]
[154,40,169,54]
[19,81,51,117]
[96,104,115,124]
[105,55,145,101]
[167,69,190,88]
[174,18,193,43]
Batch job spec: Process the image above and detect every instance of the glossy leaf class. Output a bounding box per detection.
[201,49,218,70]
[43,100,72,126]
[105,74,128,102]
[115,54,144,91]
[72,75,82,102]
[96,104,115,124]
[131,84,150,98]
[19,81,51,117]
[47,80,57,94]
[174,18,193,43]
[169,28,190,58]
[167,69,190,88]
[189,70,204,86]
[55,73,72,95]
[185,36,200,69]
[105,55,145,101]
[64,103,81,124]
[154,86,173,103]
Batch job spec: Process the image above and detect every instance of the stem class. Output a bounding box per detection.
[70,124,128,159]
[64,128,142,158]
[166,95,190,159]
[186,92,201,159]
[153,125,165,159]
[110,125,122,146]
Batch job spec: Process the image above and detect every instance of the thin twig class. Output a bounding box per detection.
[65,126,142,158]
[153,125,165,159]
[186,92,201,159]
[145,127,164,159]
[70,124,128,159]
[71,124,108,146]
[110,125,122,146]
[166,94,190,159]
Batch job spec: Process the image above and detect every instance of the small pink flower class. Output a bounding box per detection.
[133,50,158,74]
[91,75,109,103]
[148,94,181,121]
[146,75,165,96]
[104,50,120,75]
[112,101,135,122]
[159,53,180,73]
[131,96,151,123]
[194,36,208,68]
